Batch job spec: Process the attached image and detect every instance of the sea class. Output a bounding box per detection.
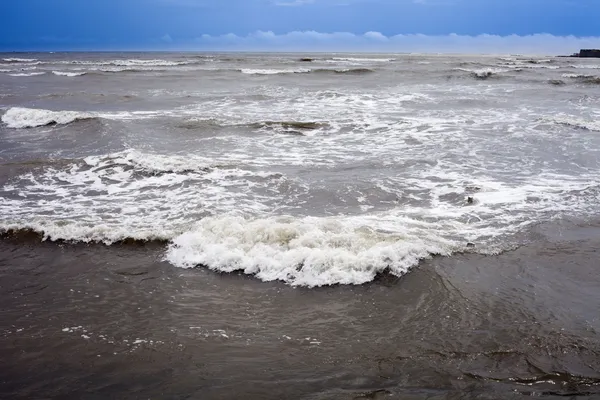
[1,52,600,399]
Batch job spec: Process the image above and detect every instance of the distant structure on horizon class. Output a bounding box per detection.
[564,49,600,58]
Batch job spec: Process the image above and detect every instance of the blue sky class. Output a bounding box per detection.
[2,0,599,52]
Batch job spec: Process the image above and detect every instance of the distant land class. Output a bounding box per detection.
[559,49,600,58]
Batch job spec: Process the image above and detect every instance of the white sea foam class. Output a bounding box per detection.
[455,67,507,78]
[550,115,600,132]
[52,71,87,77]
[240,68,311,75]
[166,214,455,287]
[3,72,600,287]
[2,107,93,128]
[2,57,38,63]
[331,57,395,62]
[8,72,45,77]
[562,73,591,79]
[570,64,600,69]
[63,59,191,67]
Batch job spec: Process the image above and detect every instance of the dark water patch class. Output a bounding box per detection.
[579,76,600,85]
[299,58,314,62]
[251,120,329,132]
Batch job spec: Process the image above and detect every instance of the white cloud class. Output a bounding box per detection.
[161,34,173,43]
[193,31,600,54]
[273,0,315,6]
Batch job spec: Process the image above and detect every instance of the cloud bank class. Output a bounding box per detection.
[194,31,600,54]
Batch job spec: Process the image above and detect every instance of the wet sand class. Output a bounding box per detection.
[2,222,600,399]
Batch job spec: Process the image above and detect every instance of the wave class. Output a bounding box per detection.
[83,149,215,175]
[250,120,329,131]
[8,72,46,77]
[176,118,329,135]
[52,71,87,77]
[570,64,600,69]
[455,68,506,79]
[330,57,395,62]
[62,59,192,67]
[166,215,455,287]
[249,120,330,135]
[0,212,457,287]
[313,68,375,75]
[548,79,566,86]
[1,107,95,129]
[0,223,174,245]
[562,73,600,84]
[239,68,374,75]
[2,57,38,63]
[240,68,311,75]
[551,116,600,132]
[521,59,553,64]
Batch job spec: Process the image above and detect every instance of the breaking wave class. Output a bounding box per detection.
[1,107,95,128]
[165,215,455,287]
[62,59,193,67]
[51,71,87,77]
[8,72,46,77]
[240,68,311,75]
[330,57,395,63]
[551,115,600,132]
[313,68,375,75]
[570,64,600,69]
[239,68,374,75]
[456,68,506,80]
[2,57,38,63]
[562,73,600,84]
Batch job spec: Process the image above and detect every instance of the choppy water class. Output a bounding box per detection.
[1,52,600,398]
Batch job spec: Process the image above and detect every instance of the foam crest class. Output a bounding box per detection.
[166,215,455,287]
[240,68,310,75]
[2,107,94,128]
[8,72,45,77]
[83,149,215,174]
[64,59,191,67]
[329,57,395,63]
[550,115,600,132]
[52,71,87,77]
[455,67,506,79]
[2,58,38,63]
[570,64,600,69]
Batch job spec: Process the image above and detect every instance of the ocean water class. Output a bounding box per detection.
[1,52,600,398]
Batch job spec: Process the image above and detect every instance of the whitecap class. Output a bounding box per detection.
[52,71,87,77]
[8,72,46,77]
[166,214,455,287]
[1,107,94,128]
[2,57,38,63]
[240,68,311,75]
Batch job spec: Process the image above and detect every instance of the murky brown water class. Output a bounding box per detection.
[2,222,600,399]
